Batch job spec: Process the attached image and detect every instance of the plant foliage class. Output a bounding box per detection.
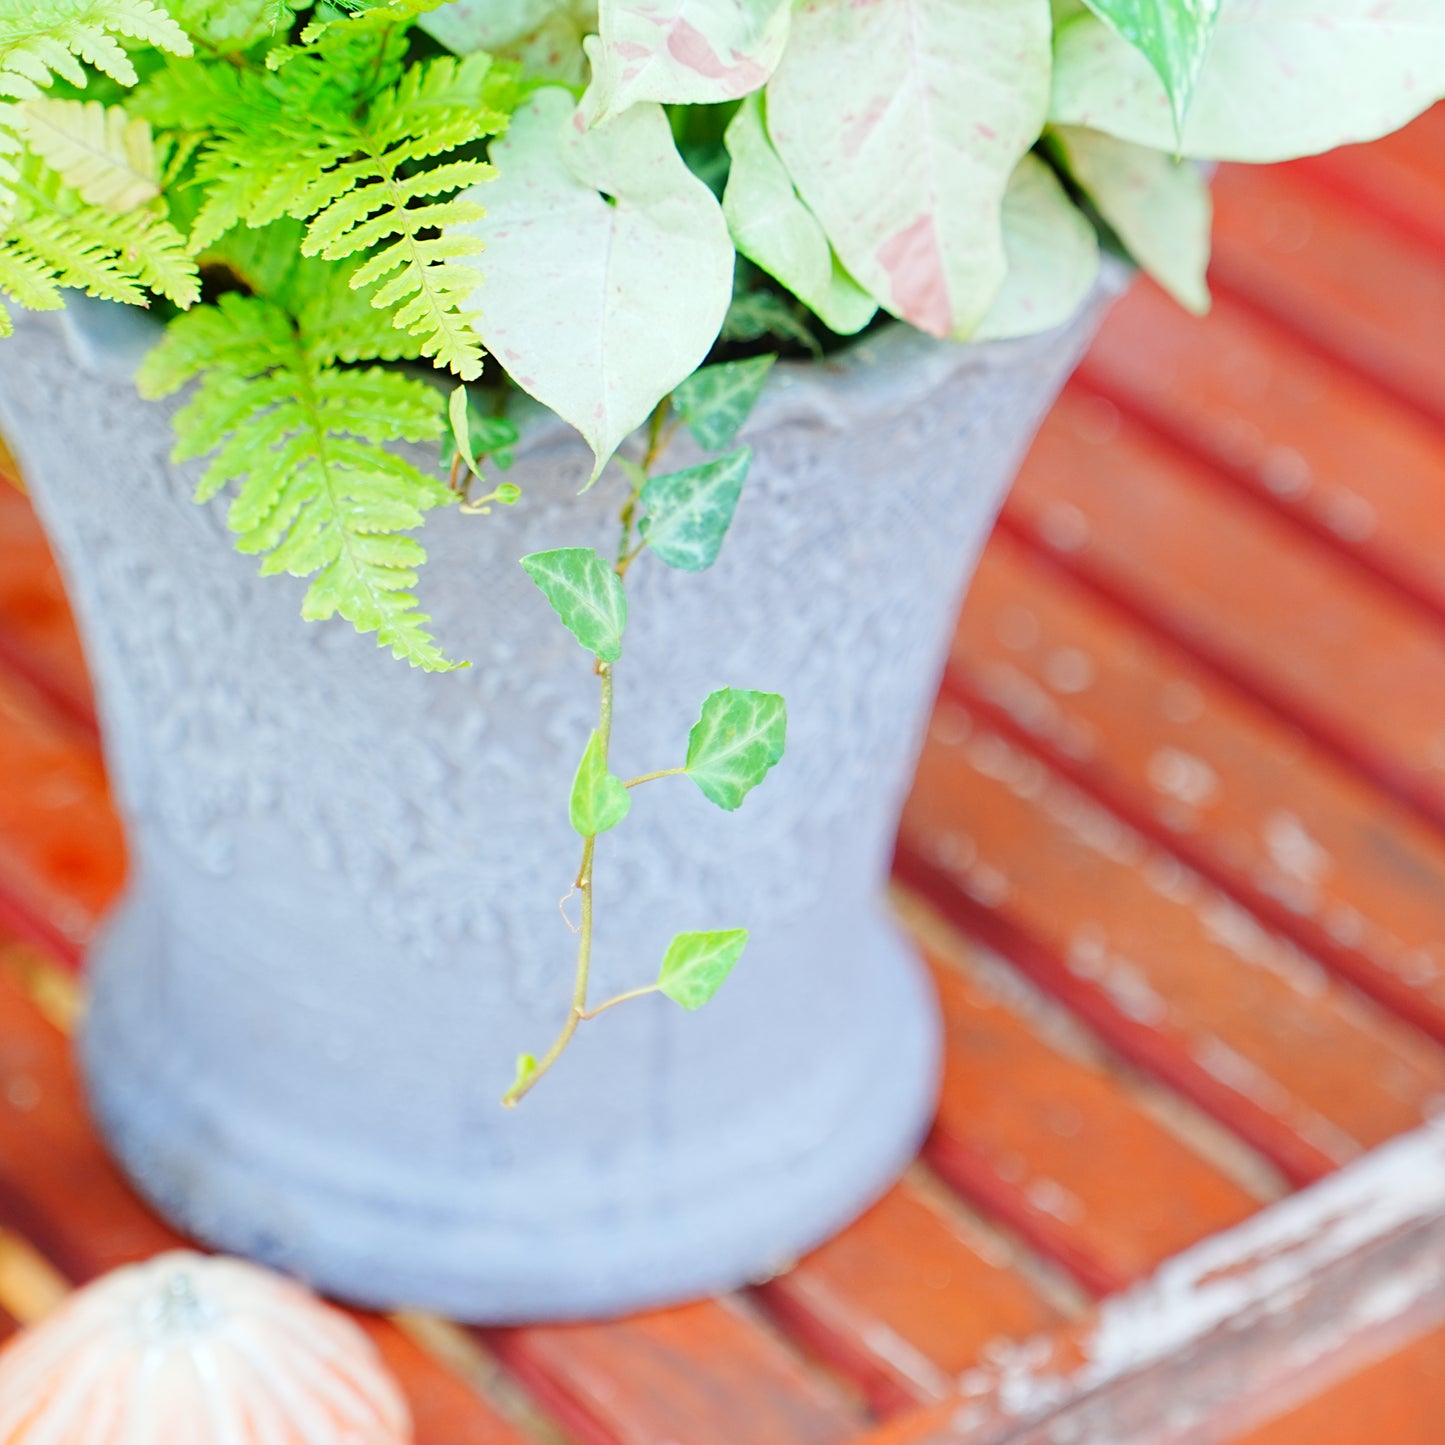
[136,27,516,378]
[0,0,194,333]
[137,277,460,670]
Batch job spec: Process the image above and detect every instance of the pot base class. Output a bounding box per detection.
[81,884,941,1321]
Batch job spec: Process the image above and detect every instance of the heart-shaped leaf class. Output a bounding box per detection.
[972,154,1100,342]
[580,0,790,124]
[1050,3,1445,162]
[640,446,751,572]
[570,729,632,836]
[766,0,1052,338]
[1051,124,1210,313]
[657,928,749,1009]
[672,355,775,451]
[462,88,734,482]
[419,0,598,86]
[1078,0,1221,140]
[521,547,627,662]
[685,687,786,810]
[722,93,877,336]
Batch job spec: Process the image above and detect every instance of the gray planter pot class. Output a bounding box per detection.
[0,283,1117,1321]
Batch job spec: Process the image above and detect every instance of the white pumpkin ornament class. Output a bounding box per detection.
[0,1251,412,1443]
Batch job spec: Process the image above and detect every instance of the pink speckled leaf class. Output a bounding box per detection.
[1052,124,1210,313]
[579,0,789,124]
[721,92,875,335]
[766,0,1052,340]
[1051,1,1445,162]
[459,88,733,482]
[420,0,598,85]
[972,154,1099,342]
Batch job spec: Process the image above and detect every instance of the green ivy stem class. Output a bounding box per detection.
[577,984,661,1021]
[622,766,685,789]
[616,399,680,568]
[502,660,615,1107]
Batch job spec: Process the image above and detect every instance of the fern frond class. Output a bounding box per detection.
[21,98,159,210]
[160,0,299,54]
[16,169,199,305]
[0,0,191,97]
[0,236,65,332]
[137,291,461,670]
[160,40,516,379]
[0,0,192,327]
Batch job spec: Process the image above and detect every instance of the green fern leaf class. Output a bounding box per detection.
[156,36,517,379]
[137,292,462,670]
[0,0,191,96]
[0,1,193,325]
[21,98,159,210]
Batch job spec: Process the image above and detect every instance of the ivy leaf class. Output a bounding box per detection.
[465,87,734,484]
[672,356,775,451]
[971,155,1100,343]
[1051,124,1210,314]
[685,688,786,810]
[1050,4,1445,163]
[721,93,877,337]
[1078,0,1221,141]
[640,446,751,573]
[766,0,1052,338]
[521,547,627,662]
[470,416,519,470]
[657,929,749,1009]
[579,0,790,125]
[569,729,632,836]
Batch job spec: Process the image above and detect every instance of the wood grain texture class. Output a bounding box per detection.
[901,699,1445,1183]
[915,940,1262,1294]
[0,670,121,963]
[1285,108,1445,272]
[1229,1325,1445,1445]
[0,480,94,732]
[1209,165,1445,431]
[486,1302,865,1445]
[1004,388,1445,835]
[1081,283,1445,621]
[851,1119,1445,1445]
[757,1179,1075,1415]
[948,535,1445,1048]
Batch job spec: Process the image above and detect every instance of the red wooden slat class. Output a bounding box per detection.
[900,702,1445,1186]
[1288,107,1445,257]
[1228,1324,1445,1445]
[1209,164,1445,431]
[757,1181,1072,1416]
[907,938,1261,1295]
[1004,388,1445,836]
[949,535,1445,1048]
[0,481,94,733]
[0,670,123,963]
[0,964,535,1445]
[486,1303,865,1445]
[1080,283,1445,621]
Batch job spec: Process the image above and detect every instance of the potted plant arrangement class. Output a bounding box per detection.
[0,0,1439,1322]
